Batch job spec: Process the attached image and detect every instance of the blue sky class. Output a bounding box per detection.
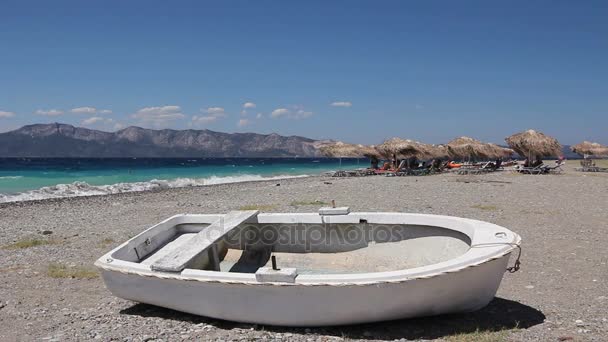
[0,0,606,145]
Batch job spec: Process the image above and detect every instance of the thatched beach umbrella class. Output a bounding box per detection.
[318,141,381,167]
[447,137,514,160]
[487,144,515,159]
[376,138,430,160]
[505,129,562,159]
[359,145,382,159]
[426,144,450,160]
[448,137,484,160]
[318,141,380,158]
[446,137,491,160]
[571,141,608,158]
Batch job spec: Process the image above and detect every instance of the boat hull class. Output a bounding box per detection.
[101,254,509,326]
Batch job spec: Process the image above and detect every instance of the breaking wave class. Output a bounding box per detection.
[0,174,308,203]
[0,176,23,179]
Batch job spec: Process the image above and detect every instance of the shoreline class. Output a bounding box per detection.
[0,174,313,205]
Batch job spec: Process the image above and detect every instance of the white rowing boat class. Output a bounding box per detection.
[95,208,521,326]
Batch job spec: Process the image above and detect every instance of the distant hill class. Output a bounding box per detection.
[0,123,329,158]
[501,144,580,159]
[0,123,582,159]
[560,145,579,159]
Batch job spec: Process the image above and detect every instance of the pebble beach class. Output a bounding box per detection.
[1,164,607,341]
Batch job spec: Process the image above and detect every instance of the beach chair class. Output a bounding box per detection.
[457,164,486,175]
[357,168,376,176]
[518,164,546,175]
[411,168,430,176]
[545,160,565,174]
[331,170,348,177]
[479,161,493,170]
[576,159,600,172]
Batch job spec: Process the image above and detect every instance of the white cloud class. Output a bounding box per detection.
[237,119,250,127]
[80,117,125,131]
[270,106,313,120]
[82,116,105,125]
[71,107,113,115]
[190,107,227,127]
[81,117,120,129]
[241,103,256,116]
[132,105,186,127]
[293,109,313,119]
[205,107,226,116]
[191,115,219,126]
[0,110,15,118]
[331,101,352,108]
[36,109,64,116]
[71,106,97,114]
[270,108,290,118]
[256,113,263,119]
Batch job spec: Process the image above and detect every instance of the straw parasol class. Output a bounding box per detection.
[359,145,382,159]
[505,129,562,159]
[571,141,608,158]
[376,138,430,160]
[426,144,450,160]
[318,141,379,158]
[447,137,502,160]
[487,143,515,159]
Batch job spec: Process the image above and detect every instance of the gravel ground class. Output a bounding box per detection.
[1,165,607,341]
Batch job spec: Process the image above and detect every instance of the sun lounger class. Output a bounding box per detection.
[516,165,546,175]
[576,166,608,172]
[575,159,608,172]
[457,168,488,175]
[375,169,394,175]
[544,161,564,174]
[456,164,489,175]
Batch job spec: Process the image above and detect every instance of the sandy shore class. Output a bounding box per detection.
[1,164,607,341]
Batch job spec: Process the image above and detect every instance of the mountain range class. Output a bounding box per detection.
[0,123,579,159]
[0,123,329,158]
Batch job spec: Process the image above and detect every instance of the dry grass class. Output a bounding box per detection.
[99,237,115,247]
[290,200,328,206]
[444,329,509,342]
[471,204,499,211]
[3,238,58,249]
[47,263,98,280]
[238,204,276,211]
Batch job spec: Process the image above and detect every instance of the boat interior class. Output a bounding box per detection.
[109,212,472,276]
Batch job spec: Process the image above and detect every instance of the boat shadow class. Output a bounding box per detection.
[120,297,545,340]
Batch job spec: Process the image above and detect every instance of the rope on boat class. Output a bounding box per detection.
[469,242,521,273]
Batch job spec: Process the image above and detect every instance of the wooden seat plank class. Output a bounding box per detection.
[150,210,259,272]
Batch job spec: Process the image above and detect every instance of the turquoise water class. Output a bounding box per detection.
[0,158,365,202]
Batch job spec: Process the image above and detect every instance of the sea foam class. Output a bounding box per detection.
[0,174,308,203]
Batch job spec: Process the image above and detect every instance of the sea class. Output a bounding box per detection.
[0,158,364,203]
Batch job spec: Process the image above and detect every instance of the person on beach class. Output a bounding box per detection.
[370,156,379,170]
[532,157,543,167]
[396,159,406,171]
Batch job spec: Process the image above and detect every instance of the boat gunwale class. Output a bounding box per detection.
[95,212,521,286]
